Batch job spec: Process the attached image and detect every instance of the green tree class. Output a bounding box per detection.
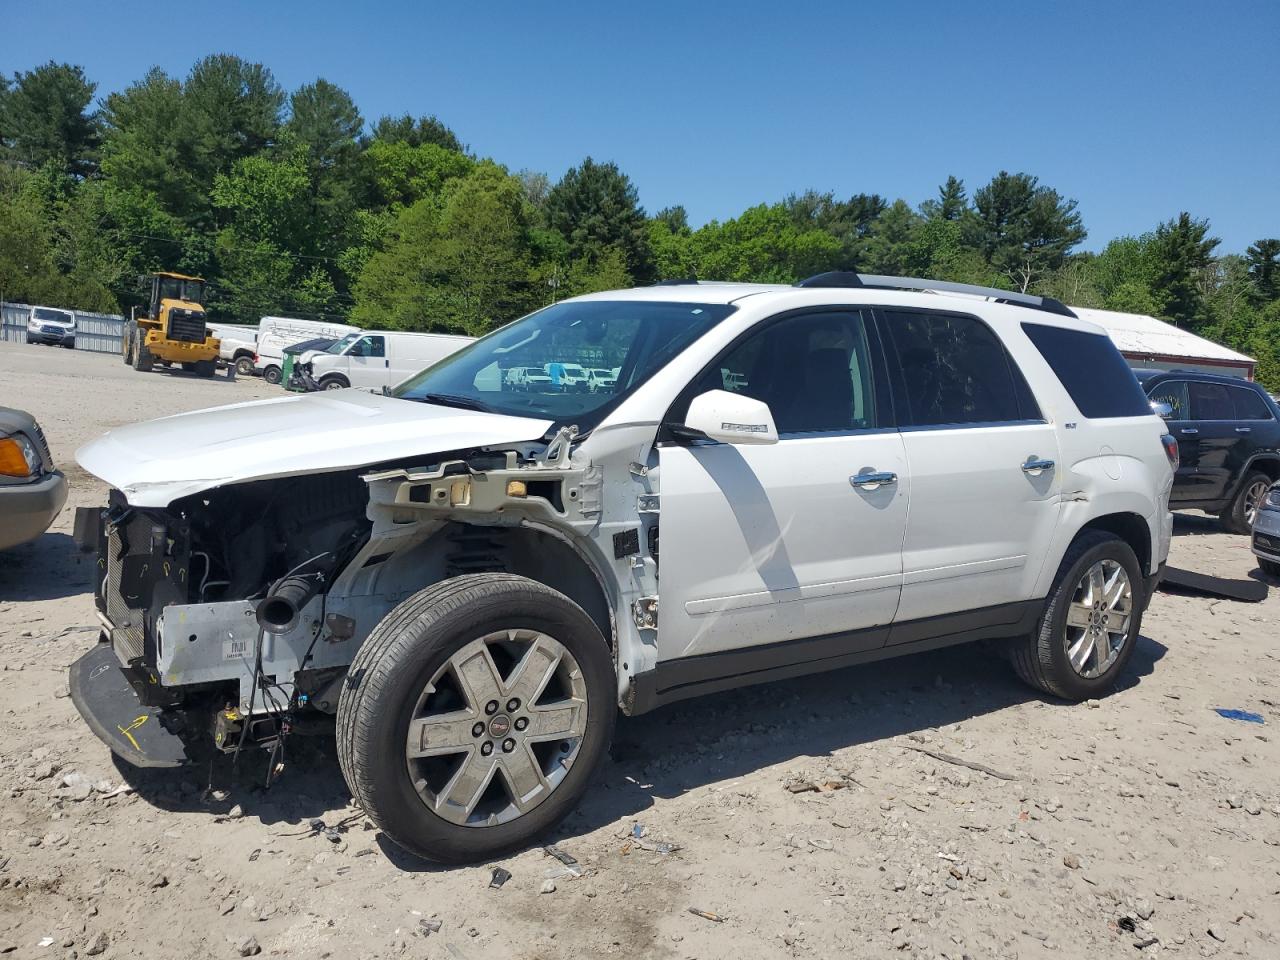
[920,176,967,222]
[352,163,537,334]
[862,199,923,274]
[969,171,1085,292]
[370,114,464,153]
[1246,238,1280,302]
[288,79,362,172]
[689,203,843,282]
[1,62,100,178]
[0,165,64,304]
[363,139,474,208]
[545,157,653,282]
[1146,212,1218,326]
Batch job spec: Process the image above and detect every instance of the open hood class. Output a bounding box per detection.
[76,389,554,507]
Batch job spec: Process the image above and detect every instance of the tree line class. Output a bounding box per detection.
[1,57,1278,387]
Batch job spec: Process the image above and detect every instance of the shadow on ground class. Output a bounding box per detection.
[109,633,1168,870]
[0,533,96,602]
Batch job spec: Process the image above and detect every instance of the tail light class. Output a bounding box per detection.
[1160,434,1179,469]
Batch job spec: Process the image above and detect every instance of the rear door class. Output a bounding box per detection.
[656,308,908,662]
[1187,380,1240,501]
[881,309,1061,629]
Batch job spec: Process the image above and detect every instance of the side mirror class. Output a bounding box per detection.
[1151,401,1174,418]
[679,390,778,445]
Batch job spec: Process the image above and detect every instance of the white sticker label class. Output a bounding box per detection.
[222,637,251,661]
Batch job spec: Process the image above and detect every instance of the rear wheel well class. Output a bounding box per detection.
[1245,457,1280,484]
[1077,512,1151,574]
[232,348,255,361]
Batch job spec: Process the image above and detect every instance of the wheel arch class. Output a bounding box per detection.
[1239,455,1280,486]
[1077,511,1152,575]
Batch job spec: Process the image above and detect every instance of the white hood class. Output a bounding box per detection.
[77,389,554,507]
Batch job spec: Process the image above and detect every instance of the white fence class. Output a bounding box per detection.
[0,301,126,355]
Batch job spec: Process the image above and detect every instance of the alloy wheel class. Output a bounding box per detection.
[1244,479,1270,526]
[1063,558,1133,679]
[405,629,588,827]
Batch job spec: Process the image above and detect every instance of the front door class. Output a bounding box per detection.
[347,334,387,388]
[1146,379,1198,503]
[656,309,908,663]
[878,308,1062,629]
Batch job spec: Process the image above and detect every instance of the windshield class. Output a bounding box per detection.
[328,332,362,354]
[394,300,735,428]
[33,308,73,323]
[157,277,205,303]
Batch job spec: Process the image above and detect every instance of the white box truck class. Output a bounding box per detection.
[296,330,474,391]
[254,317,359,385]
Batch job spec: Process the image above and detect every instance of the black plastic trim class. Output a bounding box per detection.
[628,599,1041,714]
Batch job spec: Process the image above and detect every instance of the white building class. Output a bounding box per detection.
[1071,305,1256,380]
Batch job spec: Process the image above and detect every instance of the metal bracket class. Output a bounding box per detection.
[638,495,660,514]
[536,425,579,469]
[632,596,658,631]
[628,461,649,478]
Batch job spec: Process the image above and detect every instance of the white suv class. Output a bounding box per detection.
[70,273,1175,863]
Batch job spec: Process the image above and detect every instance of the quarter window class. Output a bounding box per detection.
[683,310,880,434]
[887,311,1038,427]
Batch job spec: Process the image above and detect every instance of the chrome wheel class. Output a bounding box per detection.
[1063,559,1133,679]
[405,629,588,827]
[1244,478,1270,526]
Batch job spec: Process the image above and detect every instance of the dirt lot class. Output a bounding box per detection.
[1,341,1278,960]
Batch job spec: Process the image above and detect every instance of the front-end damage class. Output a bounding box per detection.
[70,427,619,768]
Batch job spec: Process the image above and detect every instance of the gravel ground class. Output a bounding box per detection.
[1,341,1278,960]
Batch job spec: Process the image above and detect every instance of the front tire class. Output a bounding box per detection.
[337,574,616,864]
[132,335,154,372]
[1221,471,1271,535]
[320,375,349,391]
[1259,558,1280,579]
[1011,530,1144,701]
[234,356,256,377]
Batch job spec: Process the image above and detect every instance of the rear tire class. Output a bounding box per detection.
[337,574,616,864]
[263,365,282,385]
[1011,530,1144,701]
[121,323,134,364]
[194,360,216,377]
[1221,471,1272,535]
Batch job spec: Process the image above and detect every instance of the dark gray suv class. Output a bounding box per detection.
[1136,369,1280,533]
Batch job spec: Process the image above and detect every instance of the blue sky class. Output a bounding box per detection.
[6,0,1278,252]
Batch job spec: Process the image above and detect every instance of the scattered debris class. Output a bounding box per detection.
[234,934,261,957]
[903,744,1018,781]
[489,867,512,889]
[543,844,578,868]
[687,907,725,923]
[419,919,442,936]
[1117,918,1138,933]
[540,879,556,894]
[784,777,847,794]
[1207,927,1227,943]
[1214,708,1265,724]
[1134,937,1159,949]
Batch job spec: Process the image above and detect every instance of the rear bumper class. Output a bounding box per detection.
[0,470,68,550]
[69,640,190,768]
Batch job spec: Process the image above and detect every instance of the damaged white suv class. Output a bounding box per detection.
[70,273,1176,863]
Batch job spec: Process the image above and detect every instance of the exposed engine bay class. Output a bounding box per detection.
[76,428,623,766]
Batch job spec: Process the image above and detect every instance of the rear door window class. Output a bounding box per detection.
[1189,381,1234,420]
[886,310,1039,427]
[1229,385,1274,421]
[1021,323,1152,418]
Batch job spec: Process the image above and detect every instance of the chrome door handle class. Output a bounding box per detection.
[1181,428,1199,435]
[850,471,897,489]
[1022,457,1055,474]
[1235,427,1252,433]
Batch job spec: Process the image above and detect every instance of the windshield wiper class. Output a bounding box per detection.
[415,393,493,413]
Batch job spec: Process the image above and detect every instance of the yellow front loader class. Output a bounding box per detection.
[122,272,221,376]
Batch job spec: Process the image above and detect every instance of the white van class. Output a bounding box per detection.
[206,322,258,375]
[298,330,474,391]
[255,317,359,384]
